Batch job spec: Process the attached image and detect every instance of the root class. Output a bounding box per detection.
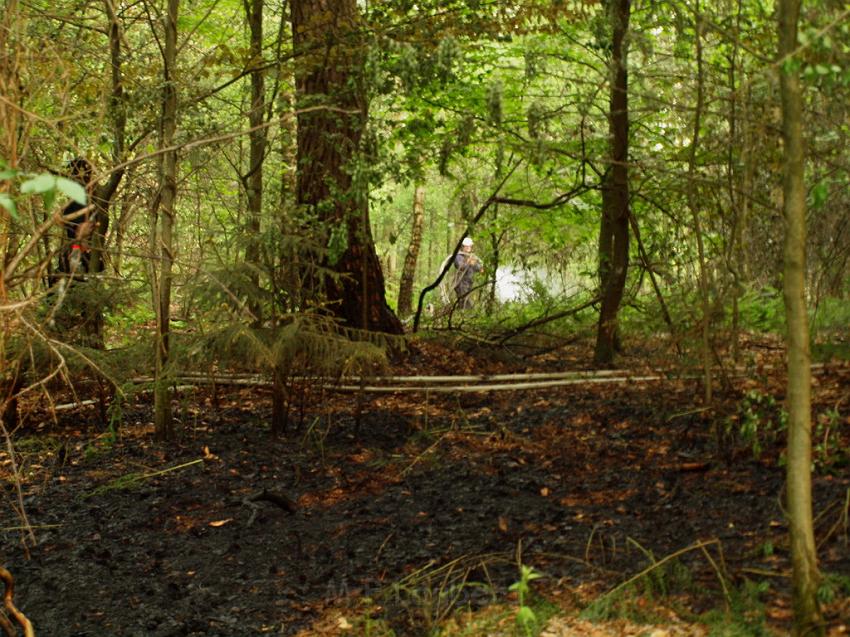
[0,567,34,637]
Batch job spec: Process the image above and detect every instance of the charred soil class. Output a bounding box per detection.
[2,338,850,636]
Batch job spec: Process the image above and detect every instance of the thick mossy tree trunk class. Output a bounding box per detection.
[396,186,425,318]
[594,0,630,366]
[152,0,179,442]
[778,0,823,632]
[290,0,403,334]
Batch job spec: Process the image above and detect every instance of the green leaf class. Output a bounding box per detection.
[812,181,829,209]
[0,193,17,218]
[781,57,802,74]
[42,190,56,212]
[516,606,537,625]
[509,580,529,595]
[0,169,17,180]
[55,177,87,204]
[20,173,57,195]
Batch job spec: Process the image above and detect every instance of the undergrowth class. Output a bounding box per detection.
[332,547,785,637]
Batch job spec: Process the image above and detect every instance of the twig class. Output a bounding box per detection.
[84,458,205,498]
[699,542,731,611]
[598,538,720,602]
[401,431,448,476]
[140,458,204,479]
[667,407,712,422]
[376,532,395,561]
[739,567,790,578]
[0,567,34,637]
[0,424,36,549]
[816,488,850,549]
[52,399,99,412]
[0,525,61,532]
[496,295,600,345]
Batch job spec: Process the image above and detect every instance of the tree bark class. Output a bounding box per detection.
[153,0,179,442]
[686,0,712,403]
[594,0,630,366]
[290,0,403,334]
[77,0,129,349]
[778,0,823,632]
[243,0,265,322]
[396,186,425,317]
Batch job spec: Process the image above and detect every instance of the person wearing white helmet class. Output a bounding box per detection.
[452,237,484,309]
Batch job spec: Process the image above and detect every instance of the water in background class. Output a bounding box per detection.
[494,265,583,303]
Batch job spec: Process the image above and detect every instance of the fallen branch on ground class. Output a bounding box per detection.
[0,567,34,637]
[46,361,848,406]
[84,458,205,498]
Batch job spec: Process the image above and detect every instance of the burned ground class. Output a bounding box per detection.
[2,339,849,636]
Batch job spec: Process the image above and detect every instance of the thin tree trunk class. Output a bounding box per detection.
[594,0,630,366]
[686,0,712,403]
[0,0,22,429]
[79,0,128,349]
[243,0,265,322]
[397,186,425,317]
[778,0,823,631]
[726,0,744,363]
[271,368,287,436]
[290,0,402,334]
[488,148,505,311]
[629,214,680,355]
[153,0,179,442]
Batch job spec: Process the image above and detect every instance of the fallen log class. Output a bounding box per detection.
[45,361,847,410]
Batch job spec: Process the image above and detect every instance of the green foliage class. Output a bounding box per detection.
[723,390,848,473]
[10,435,63,455]
[812,296,850,338]
[734,288,785,334]
[82,428,119,465]
[103,299,156,348]
[723,390,788,461]
[377,558,497,635]
[582,554,696,626]
[700,580,771,637]
[0,160,86,219]
[812,408,849,474]
[187,314,390,382]
[509,563,545,636]
[816,572,850,605]
[580,584,643,624]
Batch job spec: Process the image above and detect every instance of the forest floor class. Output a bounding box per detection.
[2,334,850,637]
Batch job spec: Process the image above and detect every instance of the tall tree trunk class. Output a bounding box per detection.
[594,0,630,366]
[778,0,823,632]
[0,0,22,429]
[243,0,265,322]
[725,0,745,363]
[153,0,179,442]
[290,0,403,334]
[397,186,425,317]
[686,0,712,403]
[79,0,129,348]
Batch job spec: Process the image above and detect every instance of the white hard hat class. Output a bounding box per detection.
[462,237,473,247]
